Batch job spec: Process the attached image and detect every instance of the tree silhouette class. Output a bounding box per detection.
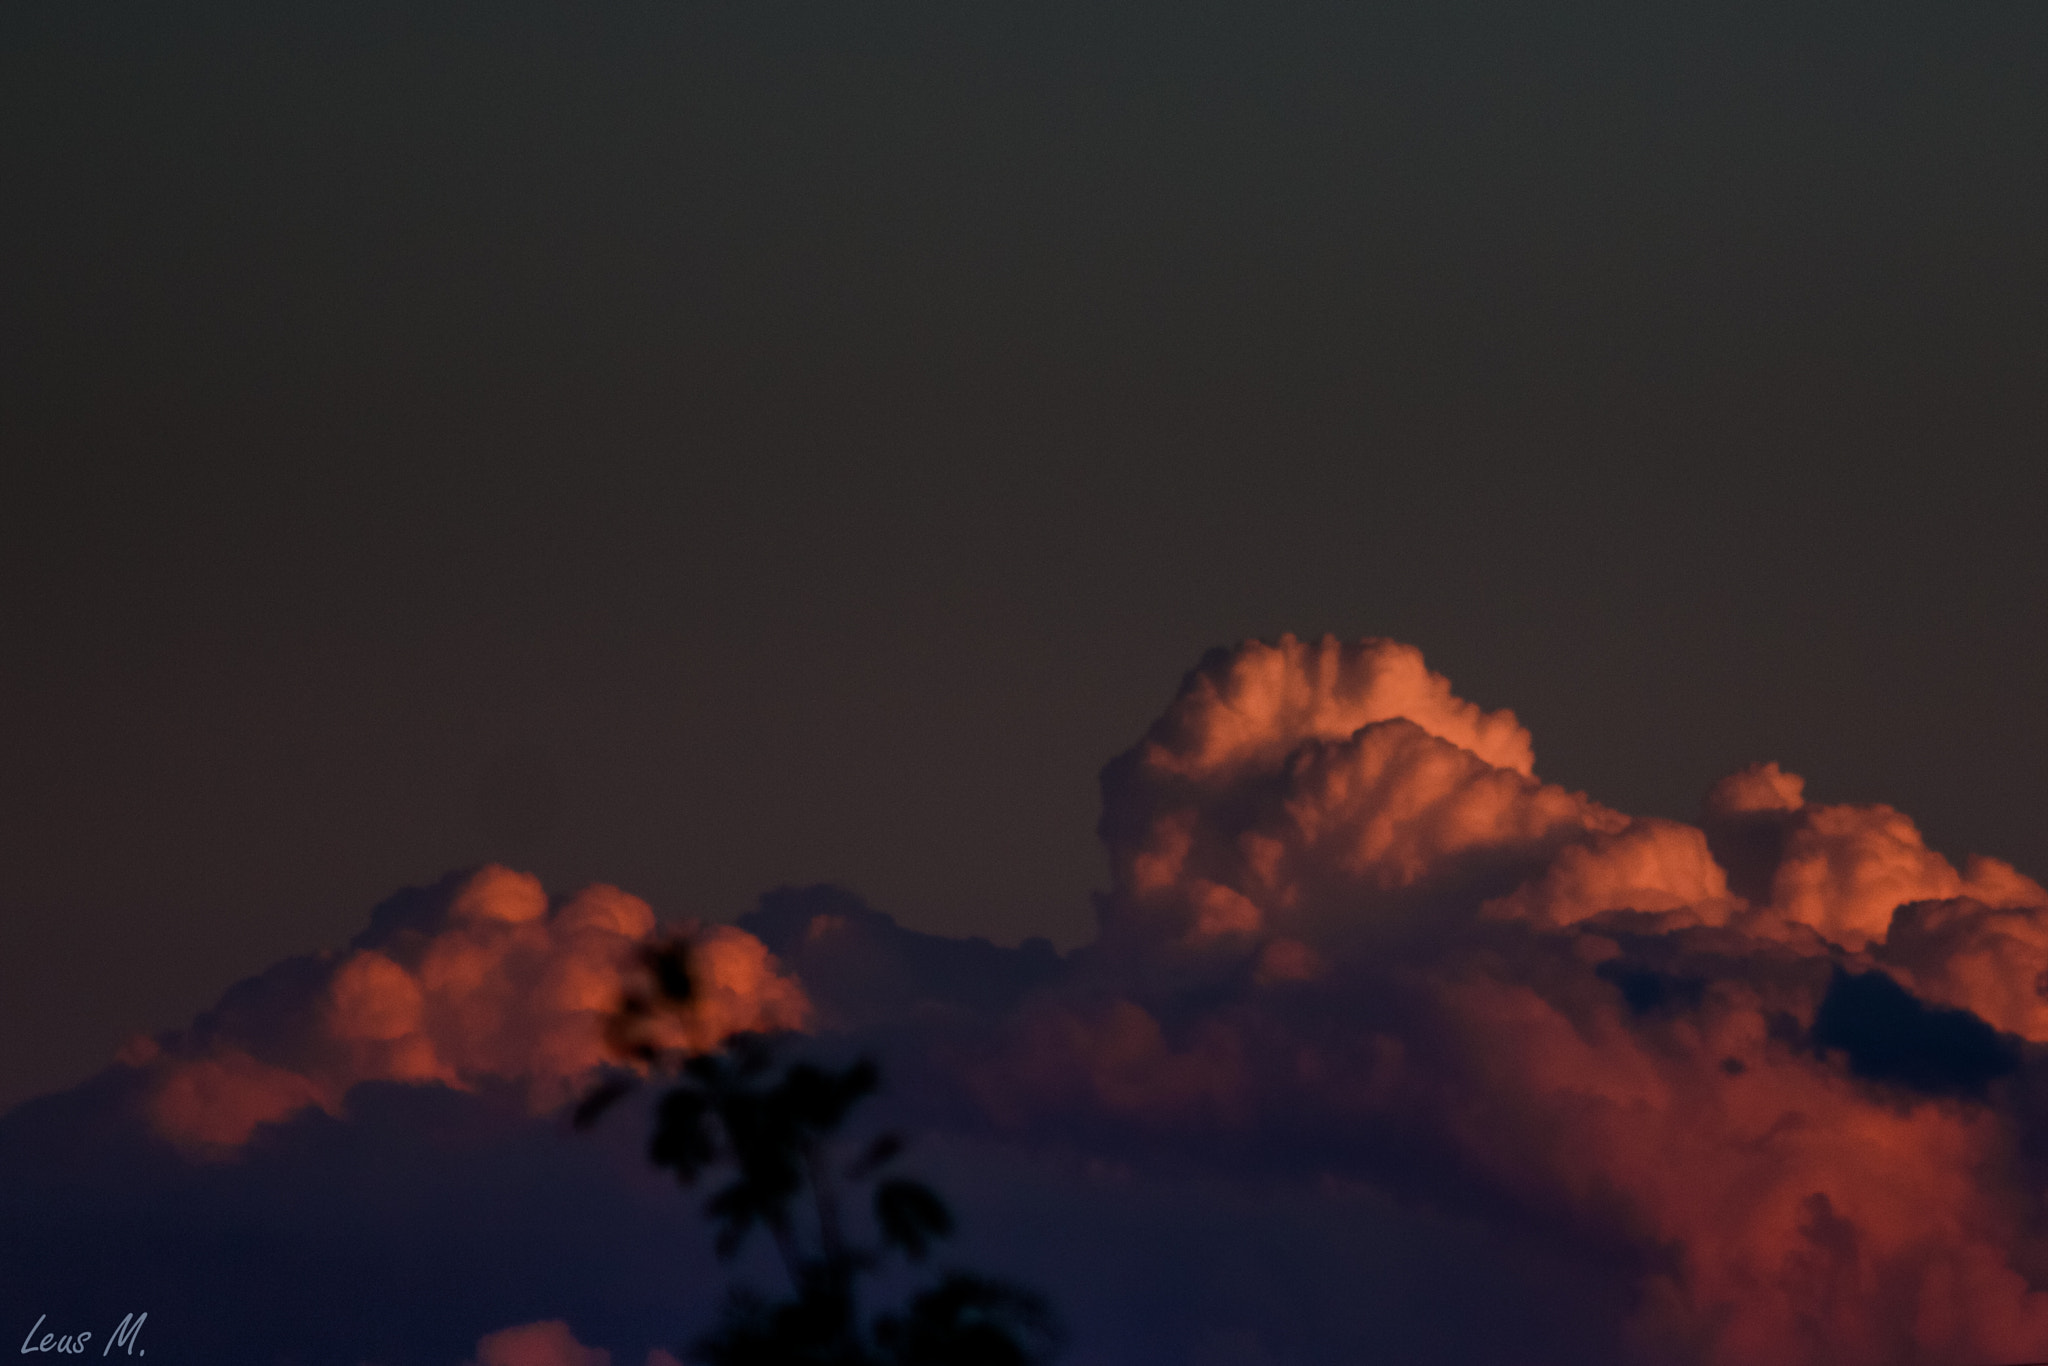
[579,937,1064,1366]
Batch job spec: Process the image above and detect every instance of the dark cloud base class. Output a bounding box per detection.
[0,1022,1634,1366]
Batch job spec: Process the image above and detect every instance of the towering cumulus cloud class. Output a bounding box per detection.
[983,635,2048,1365]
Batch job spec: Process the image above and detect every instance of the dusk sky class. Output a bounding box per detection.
[4,5,2048,1364]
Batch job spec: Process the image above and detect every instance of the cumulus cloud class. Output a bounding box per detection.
[136,866,809,1153]
[18,633,2048,1366]
[462,1319,683,1366]
[961,635,2048,1366]
[1092,639,1619,974]
[468,1321,612,1366]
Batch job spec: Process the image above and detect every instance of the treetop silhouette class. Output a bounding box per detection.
[580,936,1064,1366]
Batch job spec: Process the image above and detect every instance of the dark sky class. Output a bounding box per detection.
[3,0,2045,1110]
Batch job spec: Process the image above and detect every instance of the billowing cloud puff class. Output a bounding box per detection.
[139,866,809,1153]
[1124,635,1538,785]
[970,636,2048,1365]
[1484,816,1732,928]
[1096,638,1621,966]
[1882,896,2048,1042]
[1702,761,2048,949]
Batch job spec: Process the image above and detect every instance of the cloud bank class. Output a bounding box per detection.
[11,635,2048,1366]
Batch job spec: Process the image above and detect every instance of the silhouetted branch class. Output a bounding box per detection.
[577,935,1062,1366]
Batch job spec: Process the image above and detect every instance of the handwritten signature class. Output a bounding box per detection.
[18,1315,145,1357]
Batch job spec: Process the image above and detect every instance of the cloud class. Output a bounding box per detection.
[468,1321,611,1366]
[135,866,809,1153]
[1701,761,2048,948]
[1098,698,1609,969]
[462,1320,682,1366]
[17,634,2048,1365]
[1880,896,2048,1041]
[963,635,2048,1365]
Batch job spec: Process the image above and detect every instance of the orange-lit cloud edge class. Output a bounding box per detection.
[122,636,2048,1366]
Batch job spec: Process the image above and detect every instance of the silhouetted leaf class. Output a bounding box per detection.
[873,1274,1063,1366]
[729,1036,774,1081]
[841,1058,879,1107]
[646,941,696,1004]
[651,1088,718,1180]
[784,1063,834,1126]
[874,1179,952,1261]
[706,1180,769,1259]
[845,1132,903,1180]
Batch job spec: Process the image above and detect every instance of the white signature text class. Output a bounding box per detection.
[18,1314,145,1357]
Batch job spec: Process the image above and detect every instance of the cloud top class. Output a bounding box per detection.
[138,867,808,1153]
[981,636,2048,1364]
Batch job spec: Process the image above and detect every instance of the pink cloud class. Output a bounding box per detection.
[976,636,2048,1364]
[138,868,808,1155]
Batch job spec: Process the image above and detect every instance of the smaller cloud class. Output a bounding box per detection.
[465,1321,683,1366]
[1701,762,2048,949]
[1880,896,2048,1041]
[469,1321,610,1366]
[136,866,810,1154]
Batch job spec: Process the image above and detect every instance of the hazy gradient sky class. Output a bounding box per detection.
[3,0,2046,1111]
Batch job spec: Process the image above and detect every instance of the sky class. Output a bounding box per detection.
[2,4,2048,1361]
